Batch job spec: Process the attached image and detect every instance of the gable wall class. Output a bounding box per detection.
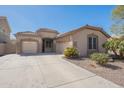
[55,35,73,53]
[72,29,108,56]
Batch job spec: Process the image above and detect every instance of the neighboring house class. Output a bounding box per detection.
[0,16,16,55]
[16,25,110,56]
[0,16,11,43]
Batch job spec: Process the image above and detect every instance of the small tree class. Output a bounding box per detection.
[118,40,124,58]
[111,5,124,35]
[102,41,111,52]
[103,38,120,56]
[103,37,124,59]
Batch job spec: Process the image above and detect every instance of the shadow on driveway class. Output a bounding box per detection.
[19,52,60,56]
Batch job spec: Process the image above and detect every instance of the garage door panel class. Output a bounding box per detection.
[56,42,72,53]
[22,41,38,54]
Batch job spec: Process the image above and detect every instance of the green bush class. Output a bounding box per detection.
[102,38,120,56]
[90,53,109,65]
[118,40,124,58]
[103,38,124,59]
[64,47,79,58]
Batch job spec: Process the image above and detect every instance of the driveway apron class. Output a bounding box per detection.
[0,53,121,88]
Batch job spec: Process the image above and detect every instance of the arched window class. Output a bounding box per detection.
[88,34,98,50]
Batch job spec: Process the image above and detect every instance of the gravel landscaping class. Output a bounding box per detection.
[64,57,124,87]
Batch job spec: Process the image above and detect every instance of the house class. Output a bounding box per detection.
[16,28,59,54]
[0,16,16,55]
[56,25,110,56]
[0,16,11,55]
[16,25,110,56]
[0,16,11,43]
[0,16,110,56]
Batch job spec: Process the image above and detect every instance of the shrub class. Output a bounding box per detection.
[102,38,120,56]
[118,40,124,58]
[64,47,79,58]
[90,53,109,65]
[103,38,124,59]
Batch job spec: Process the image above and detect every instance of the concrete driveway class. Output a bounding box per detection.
[0,53,121,88]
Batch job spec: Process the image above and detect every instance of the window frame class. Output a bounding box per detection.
[88,35,98,50]
[45,39,53,48]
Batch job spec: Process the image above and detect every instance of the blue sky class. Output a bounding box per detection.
[0,5,115,37]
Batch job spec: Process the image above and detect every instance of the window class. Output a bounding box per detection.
[88,37,92,49]
[45,40,53,48]
[93,37,97,49]
[46,41,49,48]
[88,36,98,49]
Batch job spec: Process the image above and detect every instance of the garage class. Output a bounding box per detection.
[56,42,73,53]
[22,41,38,54]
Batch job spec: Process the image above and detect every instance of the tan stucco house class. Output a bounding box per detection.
[15,25,110,56]
[16,28,59,54]
[0,16,110,56]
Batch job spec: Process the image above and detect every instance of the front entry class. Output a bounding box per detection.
[42,38,54,52]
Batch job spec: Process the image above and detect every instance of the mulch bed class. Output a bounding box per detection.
[64,57,124,87]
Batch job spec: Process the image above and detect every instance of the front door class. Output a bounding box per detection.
[42,38,53,52]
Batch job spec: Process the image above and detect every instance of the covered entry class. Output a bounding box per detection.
[22,41,38,54]
[42,38,54,52]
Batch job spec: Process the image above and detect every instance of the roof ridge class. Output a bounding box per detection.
[36,28,59,33]
[56,24,110,38]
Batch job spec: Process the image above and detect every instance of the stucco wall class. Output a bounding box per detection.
[0,31,10,43]
[72,29,108,56]
[5,40,16,54]
[37,31,58,38]
[56,35,73,53]
[56,41,73,53]
[0,43,5,55]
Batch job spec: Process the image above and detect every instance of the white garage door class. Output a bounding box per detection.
[56,42,72,54]
[22,41,38,54]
